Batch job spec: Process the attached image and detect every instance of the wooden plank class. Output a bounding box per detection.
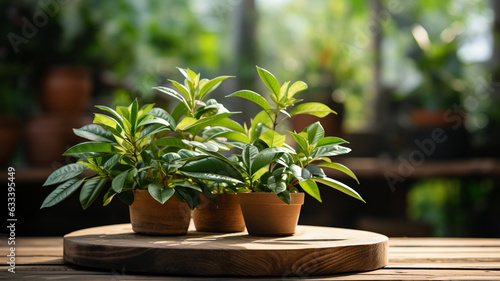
[2,267,500,280]
[63,224,388,276]
[389,238,500,247]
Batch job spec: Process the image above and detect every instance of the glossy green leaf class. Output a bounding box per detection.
[171,102,188,123]
[313,177,365,203]
[153,86,187,104]
[318,162,359,183]
[179,171,242,184]
[290,164,312,181]
[129,99,139,129]
[287,81,308,98]
[306,122,325,145]
[148,183,175,204]
[316,137,349,147]
[95,105,124,128]
[299,180,321,202]
[170,79,191,99]
[43,163,87,186]
[41,178,85,209]
[181,113,237,135]
[137,117,171,130]
[242,144,258,170]
[290,102,337,118]
[277,190,291,204]
[148,108,177,130]
[112,169,133,193]
[304,164,326,178]
[217,131,250,144]
[138,124,169,141]
[251,147,286,174]
[199,76,233,100]
[256,66,280,98]
[93,113,123,132]
[227,90,271,110]
[180,156,242,180]
[152,137,187,148]
[80,178,107,210]
[289,131,309,156]
[267,176,286,194]
[63,142,119,157]
[103,154,122,172]
[312,145,351,158]
[73,124,115,143]
[176,116,197,132]
[210,118,246,134]
[102,187,117,206]
[279,81,290,101]
[259,129,286,148]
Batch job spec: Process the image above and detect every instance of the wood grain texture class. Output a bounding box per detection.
[63,224,388,276]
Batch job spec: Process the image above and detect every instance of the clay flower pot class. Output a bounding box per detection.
[237,192,305,236]
[40,65,92,113]
[193,194,245,233]
[129,190,191,235]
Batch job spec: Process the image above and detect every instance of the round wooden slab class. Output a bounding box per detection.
[64,224,388,277]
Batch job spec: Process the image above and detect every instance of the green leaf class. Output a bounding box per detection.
[251,110,274,140]
[93,113,123,132]
[43,163,87,186]
[299,180,321,202]
[242,144,258,170]
[179,171,242,184]
[312,145,351,158]
[267,176,286,194]
[148,108,177,130]
[63,142,119,157]
[112,169,133,193]
[73,124,115,143]
[304,164,326,178]
[117,190,134,205]
[226,90,271,110]
[138,124,169,141]
[199,76,233,100]
[103,154,122,171]
[153,86,187,104]
[318,162,359,183]
[277,190,291,204]
[171,102,188,123]
[306,122,325,145]
[289,131,309,156]
[41,178,85,209]
[316,137,349,147]
[80,178,107,210]
[137,117,172,129]
[217,131,250,144]
[176,116,197,132]
[210,118,246,134]
[129,99,139,129]
[287,81,308,98]
[290,164,312,181]
[102,187,117,206]
[259,129,286,148]
[169,80,191,100]
[251,147,286,174]
[279,81,290,101]
[313,177,365,203]
[152,137,187,148]
[180,156,243,180]
[290,102,337,118]
[95,105,124,128]
[181,113,237,135]
[148,183,175,204]
[256,66,280,98]
[177,67,188,78]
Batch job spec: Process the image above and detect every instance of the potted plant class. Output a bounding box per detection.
[179,66,365,236]
[152,68,247,233]
[40,99,205,235]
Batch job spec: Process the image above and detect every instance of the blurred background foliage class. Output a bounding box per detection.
[2,0,499,237]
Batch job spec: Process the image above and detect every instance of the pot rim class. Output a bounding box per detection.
[237,192,304,205]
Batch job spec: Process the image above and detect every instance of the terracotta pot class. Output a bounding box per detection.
[129,190,191,235]
[40,66,92,113]
[25,114,92,166]
[0,116,20,165]
[193,194,245,233]
[237,192,305,236]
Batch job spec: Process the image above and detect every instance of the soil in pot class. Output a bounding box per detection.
[193,194,245,233]
[129,190,191,235]
[237,192,305,236]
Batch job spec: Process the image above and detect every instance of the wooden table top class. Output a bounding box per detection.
[2,233,500,280]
